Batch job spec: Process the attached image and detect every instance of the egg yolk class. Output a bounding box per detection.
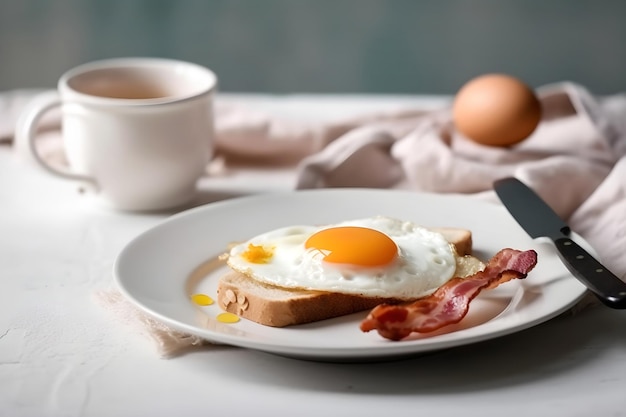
[305,226,397,267]
[217,312,240,323]
[191,293,214,306]
[241,243,274,264]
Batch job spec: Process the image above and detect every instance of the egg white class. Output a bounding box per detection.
[226,216,457,299]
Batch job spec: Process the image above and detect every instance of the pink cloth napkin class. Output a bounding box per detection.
[4,83,625,356]
[293,83,626,279]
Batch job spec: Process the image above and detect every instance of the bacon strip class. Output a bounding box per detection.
[360,248,538,341]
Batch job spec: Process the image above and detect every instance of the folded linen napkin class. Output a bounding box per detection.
[4,83,625,357]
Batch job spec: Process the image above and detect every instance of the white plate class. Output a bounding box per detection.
[114,188,588,362]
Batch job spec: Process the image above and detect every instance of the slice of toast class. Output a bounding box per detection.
[216,227,483,327]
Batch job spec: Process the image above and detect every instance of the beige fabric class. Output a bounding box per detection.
[93,289,215,358]
[295,83,626,279]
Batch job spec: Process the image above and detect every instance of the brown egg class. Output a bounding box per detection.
[452,73,542,147]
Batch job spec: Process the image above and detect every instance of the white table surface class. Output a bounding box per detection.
[1,95,626,417]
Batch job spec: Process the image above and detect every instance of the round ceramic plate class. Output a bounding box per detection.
[114,188,588,362]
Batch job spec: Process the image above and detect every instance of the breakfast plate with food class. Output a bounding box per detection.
[115,188,588,362]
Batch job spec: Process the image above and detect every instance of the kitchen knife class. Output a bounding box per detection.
[494,177,626,309]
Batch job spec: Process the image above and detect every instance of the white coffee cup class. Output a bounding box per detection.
[16,57,217,211]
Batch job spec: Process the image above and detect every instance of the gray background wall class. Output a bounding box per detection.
[1,0,625,95]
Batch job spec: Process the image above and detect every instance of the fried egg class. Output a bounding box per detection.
[226,216,458,299]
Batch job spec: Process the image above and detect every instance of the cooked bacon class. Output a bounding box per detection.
[360,248,538,341]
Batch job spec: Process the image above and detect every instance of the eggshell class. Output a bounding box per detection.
[452,74,542,147]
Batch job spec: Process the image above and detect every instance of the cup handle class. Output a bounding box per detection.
[15,92,99,189]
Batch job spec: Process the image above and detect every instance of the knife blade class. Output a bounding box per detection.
[493,177,626,309]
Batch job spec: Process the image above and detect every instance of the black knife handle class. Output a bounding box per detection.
[553,237,626,309]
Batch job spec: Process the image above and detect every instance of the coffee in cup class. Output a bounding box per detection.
[16,57,217,211]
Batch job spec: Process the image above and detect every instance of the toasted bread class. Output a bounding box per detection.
[216,227,483,327]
